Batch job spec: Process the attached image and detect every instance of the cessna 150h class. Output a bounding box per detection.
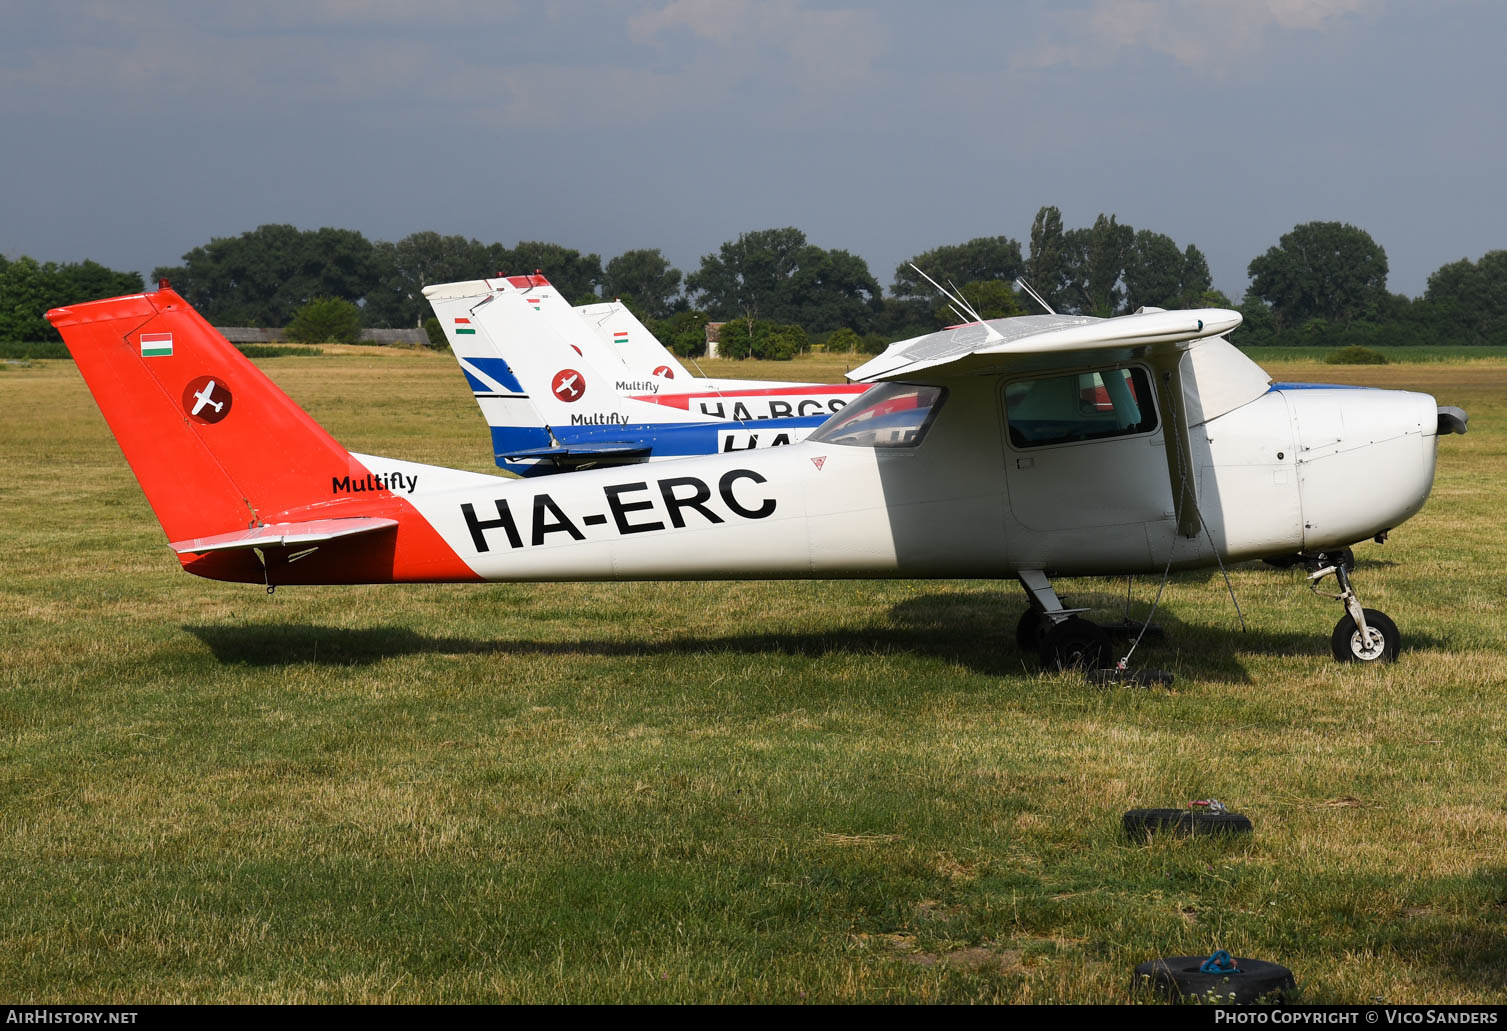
[48,284,1466,668]
[423,275,867,475]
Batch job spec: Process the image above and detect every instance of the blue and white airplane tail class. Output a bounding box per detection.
[425,278,709,476]
[425,276,869,476]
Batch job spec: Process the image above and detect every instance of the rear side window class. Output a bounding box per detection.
[808,382,946,449]
[1005,367,1157,448]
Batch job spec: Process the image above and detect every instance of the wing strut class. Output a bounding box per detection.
[1152,356,1201,539]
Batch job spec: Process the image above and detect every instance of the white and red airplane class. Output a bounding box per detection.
[424,275,868,474]
[49,284,1466,668]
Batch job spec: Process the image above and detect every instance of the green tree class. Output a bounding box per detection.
[153,224,381,327]
[0,255,141,341]
[1247,222,1389,329]
[688,227,806,325]
[1025,206,1070,311]
[602,249,683,318]
[687,228,880,333]
[1122,234,1217,311]
[287,297,363,345]
[1234,289,1278,345]
[1063,214,1134,316]
[1122,231,1183,311]
[650,310,711,358]
[825,327,861,352]
[1178,245,1214,307]
[716,319,807,360]
[366,232,493,328]
[1424,250,1507,344]
[892,236,1025,300]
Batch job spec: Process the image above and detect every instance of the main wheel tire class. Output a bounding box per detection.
[1123,808,1254,841]
[1330,608,1400,663]
[1015,609,1047,653]
[1133,955,1295,1004]
[1039,616,1110,671]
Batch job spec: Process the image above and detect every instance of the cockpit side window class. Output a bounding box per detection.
[1004,366,1158,449]
[807,382,946,449]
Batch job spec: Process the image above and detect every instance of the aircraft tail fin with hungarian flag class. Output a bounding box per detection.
[47,285,485,584]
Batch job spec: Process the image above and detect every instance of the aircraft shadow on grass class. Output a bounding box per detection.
[184,586,1447,683]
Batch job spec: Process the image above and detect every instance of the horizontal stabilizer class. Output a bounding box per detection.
[169,517,398,554]
[500,442,652,461]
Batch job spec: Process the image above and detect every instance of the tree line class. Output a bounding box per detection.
[4,210,1506,354]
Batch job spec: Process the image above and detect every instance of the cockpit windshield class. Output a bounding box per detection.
[807,382,946,449]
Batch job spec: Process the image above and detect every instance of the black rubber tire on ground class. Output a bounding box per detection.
[1330,608,1400,663]
[1133,955,1295,1004]
[1015,609,1047,653]
[1038,616,1110,671]
[1122,808,1254,840]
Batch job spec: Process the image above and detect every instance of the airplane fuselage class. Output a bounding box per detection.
[192,375,1442,587]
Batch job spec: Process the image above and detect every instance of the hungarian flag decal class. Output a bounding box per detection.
[140,332,173,357]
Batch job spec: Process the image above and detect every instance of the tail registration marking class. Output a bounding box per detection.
[460,469,776,553]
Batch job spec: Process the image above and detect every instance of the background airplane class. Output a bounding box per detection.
[573,299,694,383]
[424,277,867,475]
[49,285,1465,668]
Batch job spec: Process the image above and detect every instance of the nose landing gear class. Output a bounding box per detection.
[1307,555,1400,663]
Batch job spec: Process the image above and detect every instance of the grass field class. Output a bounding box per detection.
[1,350,1504,1004]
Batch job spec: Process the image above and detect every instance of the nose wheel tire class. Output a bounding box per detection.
[1040,616,1111,671]
[1331,608,1400,663]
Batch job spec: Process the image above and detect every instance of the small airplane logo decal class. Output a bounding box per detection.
[653,365,675,379]
[552,369,585,402]
[811,456,827,471]
[181,375,232,424]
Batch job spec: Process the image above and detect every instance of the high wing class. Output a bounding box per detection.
[848,308,1242,382]
[849,307,1252,538]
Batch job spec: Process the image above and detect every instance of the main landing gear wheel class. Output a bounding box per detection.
[1015,609,1047,653]
[1039,616,1110,671]
[1331,608,1400,663]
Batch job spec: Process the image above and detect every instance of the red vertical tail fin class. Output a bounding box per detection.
[47,286,357,543]
[47,286,480,585]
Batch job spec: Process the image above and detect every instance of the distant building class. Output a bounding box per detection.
[705,321,725,359]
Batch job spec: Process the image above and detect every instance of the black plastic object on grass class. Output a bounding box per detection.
[1123,801,1253,840]
[1133,950,1295,1004]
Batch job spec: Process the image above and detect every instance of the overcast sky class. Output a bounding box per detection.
[4,0,1504,300]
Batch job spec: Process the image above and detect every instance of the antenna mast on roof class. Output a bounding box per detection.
[909,264,1000,339]
[904,265,1000,342]
[1014,277,1056,315]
